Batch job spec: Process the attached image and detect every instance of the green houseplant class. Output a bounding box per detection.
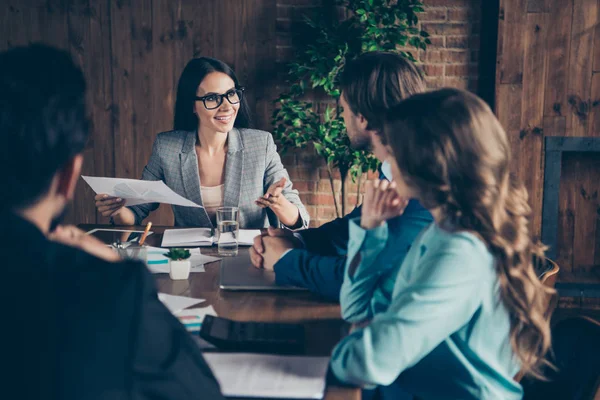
[272,0,430,217]
[163,248,192,280]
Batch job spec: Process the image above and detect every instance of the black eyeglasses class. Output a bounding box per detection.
[195,88,245,110]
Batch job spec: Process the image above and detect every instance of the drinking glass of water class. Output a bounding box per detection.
[216,207,239,256]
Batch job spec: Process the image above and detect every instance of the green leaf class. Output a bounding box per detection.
[324,106,332,123]
[163,248,191,260]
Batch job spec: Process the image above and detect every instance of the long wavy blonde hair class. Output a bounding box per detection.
[384,88,553,378]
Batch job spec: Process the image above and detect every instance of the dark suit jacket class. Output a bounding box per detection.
[3,212,224,400]
[274,200,433,301]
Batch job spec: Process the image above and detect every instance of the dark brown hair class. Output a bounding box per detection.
[384,88,553,379]
[174,57,251,131]
[339,51,425,133]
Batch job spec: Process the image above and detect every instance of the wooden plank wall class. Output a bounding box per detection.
[496,0,600,299]
[0,0,276,226]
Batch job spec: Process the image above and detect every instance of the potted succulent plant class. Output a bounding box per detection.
[163,248,192,280]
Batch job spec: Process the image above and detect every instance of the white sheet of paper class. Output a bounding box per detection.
[237,229,261,245]
[175,305,217,320]
[161,228,213,247]
[175,306,217,333]
[161,228,261,247]
[157,293,204,313]
[81,176,202,208]
[203,353,330,399]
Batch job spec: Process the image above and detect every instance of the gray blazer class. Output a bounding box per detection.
[127,128,310,229]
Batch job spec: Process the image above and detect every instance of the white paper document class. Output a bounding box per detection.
[161,228,261,247]
[237,229,262,245]
[81,176,202,208]
[175,305,217,320]
[144,246,221,273]
[161,228,214,247]
[175,305,218,333]
[157,293,204,313]
[204,353,330,399]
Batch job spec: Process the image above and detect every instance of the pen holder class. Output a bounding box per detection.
[117,244,148,264]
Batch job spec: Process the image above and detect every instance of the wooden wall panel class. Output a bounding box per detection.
[67,0,103,225]
[519,13,549,237]
[572,153,600,275]
[498,0,600,305]
[499,0,527,83]
[567,0,597,137]
[556,155,576,274]
[591,73,600,136]
[147,0,176,224]
[86,0,116,224]
[543,0,573,119]
[595,0,600,72]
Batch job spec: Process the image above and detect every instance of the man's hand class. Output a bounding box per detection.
[49,225,121,262]
[250,227,302,270]
[360,180,408,230]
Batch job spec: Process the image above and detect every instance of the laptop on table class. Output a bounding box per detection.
[219,251,307,291]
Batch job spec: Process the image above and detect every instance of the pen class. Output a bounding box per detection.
[138,222,152,246]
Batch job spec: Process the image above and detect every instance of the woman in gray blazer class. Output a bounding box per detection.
[94,57,309,229]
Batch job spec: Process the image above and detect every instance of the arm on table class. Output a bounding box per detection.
[272,206,363,301]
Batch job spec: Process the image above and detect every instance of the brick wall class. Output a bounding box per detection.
[276,0,482,227]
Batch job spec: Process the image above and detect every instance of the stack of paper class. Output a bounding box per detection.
[161,228,261,247]
[203,353,330,399]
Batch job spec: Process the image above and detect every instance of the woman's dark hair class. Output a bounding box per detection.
[173,57,252,131]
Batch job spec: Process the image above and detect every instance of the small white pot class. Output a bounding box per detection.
[169,260,191,280]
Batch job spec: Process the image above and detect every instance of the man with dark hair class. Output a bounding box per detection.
[250,52,433,302]
[1,44,224,399]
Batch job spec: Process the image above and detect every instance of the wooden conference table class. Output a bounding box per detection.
[81,224,360,400]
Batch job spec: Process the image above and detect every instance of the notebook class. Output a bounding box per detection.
[161,228,261,247]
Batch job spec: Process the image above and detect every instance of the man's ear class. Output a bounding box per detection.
[56,154,84,201]
[357,113,369,132]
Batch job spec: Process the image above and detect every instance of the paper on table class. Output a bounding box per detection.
[176,305,217,319]
[161,228,261,247]
[175,306,218,333]
[161,228,213,247]
[157,293,204,313]
[81,176,202,208]
[203,353,330,399]
[237,229,261,245]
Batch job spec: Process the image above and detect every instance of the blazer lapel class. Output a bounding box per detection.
[179,131,205,208]
[223,128,244,207]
